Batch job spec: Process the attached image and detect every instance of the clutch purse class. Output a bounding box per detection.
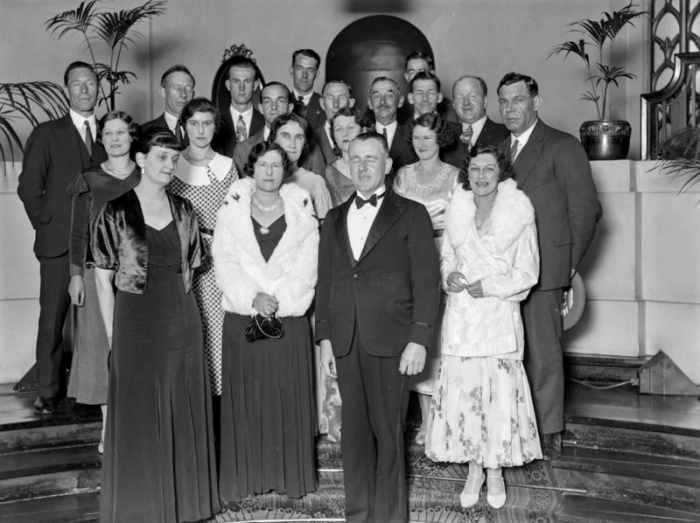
[244,314,284,343]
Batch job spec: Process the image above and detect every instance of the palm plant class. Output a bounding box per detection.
[45,0,166,110]
[655,126,700,193]
[548,2,646,120]
[0,82,69,165]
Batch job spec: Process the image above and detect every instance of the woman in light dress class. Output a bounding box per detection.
[270,112,332,221]
[392,113,459,444]
[426,144,542,509]
[324,106,366,206]
[170,97,237,396]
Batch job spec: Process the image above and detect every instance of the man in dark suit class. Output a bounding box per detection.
[443,75,510,168]
[397,51,458,125]
[232,81,324,175]
[313,79,355,166]
[138,64,195,146]
[18,61,107,414]
[497,72,602,460]
[316,132,440,523]
[213,56,265,157]
[289,49,325,130]
[367,77,417,185]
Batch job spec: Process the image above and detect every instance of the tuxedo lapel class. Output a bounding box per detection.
[358,191,405,263]
[512,120,546,189]
[335,197,356,267]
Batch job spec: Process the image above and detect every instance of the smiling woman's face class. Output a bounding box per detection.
[253,150,286,194]
[101,118,132,159]
[411,124,439,162]
[332,115,362,154]
[468,153,500,199]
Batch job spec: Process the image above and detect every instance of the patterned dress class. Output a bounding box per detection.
[170,152,237,395]
[393,161,459,395]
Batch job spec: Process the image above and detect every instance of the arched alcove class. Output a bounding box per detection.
[326,15,432,112]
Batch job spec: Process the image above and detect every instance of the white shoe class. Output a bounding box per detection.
[486,476,506,509]
[460,472,484,508]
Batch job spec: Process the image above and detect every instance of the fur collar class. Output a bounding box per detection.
[446,178,534,252]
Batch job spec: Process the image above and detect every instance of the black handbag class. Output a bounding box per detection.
[244,314,284,343]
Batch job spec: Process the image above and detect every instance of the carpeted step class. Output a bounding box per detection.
[0,491,99,523]
[557,494,700,523]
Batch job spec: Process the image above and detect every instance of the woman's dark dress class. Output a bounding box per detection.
[100,221,219,523]
[219,217,317,502]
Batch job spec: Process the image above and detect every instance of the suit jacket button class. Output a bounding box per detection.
[353,273,358,279]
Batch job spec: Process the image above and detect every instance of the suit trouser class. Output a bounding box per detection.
[36,254,71,398]
[335,335,409,523]
[522,288,564,435]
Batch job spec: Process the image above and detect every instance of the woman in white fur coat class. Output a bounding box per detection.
[425,144,542,510]
[212,142,319,503]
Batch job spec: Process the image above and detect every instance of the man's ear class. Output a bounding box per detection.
[407,93,414,105]
[224,79,231,93]
[398,94,405,109]
[348,97,356,108]
[159,85,166,101]
[437,92,444,104]
[384,156,393,174]
[319,97,326,112]
[285,101,293,114]
[533,95,542,112]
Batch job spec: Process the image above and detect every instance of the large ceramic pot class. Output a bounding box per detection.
[579,120,631,161]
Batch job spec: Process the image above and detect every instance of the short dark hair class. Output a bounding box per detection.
[63,61,97,86]
[268,112,312,165]
[178,97,221,131]
[369,76,401,95]
[134,127,181,156]
[405,50,435,71]
[458,143,514,190]
[98,111,138,145]
[410,71,441,93]
[292,49,321,68]
[410,113,455,148]
[322,78,353,98]
[330,106,365,156]
[160,64,195,87]
[225,56,259,80]
[453,75,488,98]
[497,72,539,97]
[352,131,389,156]
[244,141,291,178]
[261,81,291,102]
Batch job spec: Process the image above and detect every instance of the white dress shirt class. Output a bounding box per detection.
[464,116,487,145]
[347,186,386,260]
[69,109,96,142]
[375,120,398,149]
[293,90,313,105]
[510,118,538,161]
[229,106,254,135]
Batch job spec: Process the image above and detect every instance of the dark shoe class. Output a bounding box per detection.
[34,396,57,414]
[541,432,562,460]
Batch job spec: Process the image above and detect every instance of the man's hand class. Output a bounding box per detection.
[399,342,426,375]
[319,339,337,378]
[68,275,85,306]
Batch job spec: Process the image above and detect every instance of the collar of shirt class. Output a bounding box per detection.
[463,115,487,142]
[69,109,97,140]
[263,126,271,141]
[293,89,313,105]
[347,186,387,260]
[163,111,180,133]
[354,186,386,210]
[511,118,538,149]
[324,120,333,144]
[375,120,398,147]
[230,105,254,129]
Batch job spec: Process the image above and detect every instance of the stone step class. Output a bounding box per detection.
[558,494,700,523]
[552,446,700,514]
[0,492,99,523]
[564,354,649,384]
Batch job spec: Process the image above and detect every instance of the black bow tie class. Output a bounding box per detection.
[355,192,385,209]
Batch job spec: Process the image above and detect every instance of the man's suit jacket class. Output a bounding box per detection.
[313,125,337,167]
[385,123,418,187]
[293,91,325,130]
[232,128,326,176]
[18,114,106,257]
[504,119,602,291]
[398,97,460,126]
[138,113,189,148]
[213,108,265,158]
[315,190,440,358]
[443,117,510,168]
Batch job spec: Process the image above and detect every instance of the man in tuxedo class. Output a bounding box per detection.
[367,77,416,184]
[442,75,509,168]
[232,81,324,174]
[316,132,440,523]
[314,79,355,166]
[289,49,325,130]
[138,64,194,146]
[398,51,458,125]
[18,61,107,414]
[497,72,602,460]
[213,56,265,157]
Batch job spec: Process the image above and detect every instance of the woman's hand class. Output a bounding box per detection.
[446,271,468,293]
[253,292,279,318]
[466,279,484,298]
[68,275,85,306]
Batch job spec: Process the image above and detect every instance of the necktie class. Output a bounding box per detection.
[355,192,385,209]
[460,124,473,148]
[84,120,93,156]
[175,125,183,145]
[509,139,519,162]
[236,115,247,142]
[295,95,307,117]
[381,127,388,141]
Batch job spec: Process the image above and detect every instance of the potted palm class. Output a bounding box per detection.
[549,2,646,160]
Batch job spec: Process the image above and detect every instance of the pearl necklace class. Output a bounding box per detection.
[252,197,282,235]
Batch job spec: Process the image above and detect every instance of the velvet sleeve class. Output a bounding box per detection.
[90,202,120,271]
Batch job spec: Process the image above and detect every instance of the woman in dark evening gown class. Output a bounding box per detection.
[92,129,219,523]
[67,111,140,454]
[213,142,319,502]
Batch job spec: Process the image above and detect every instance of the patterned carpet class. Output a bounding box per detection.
[212,435,561,523]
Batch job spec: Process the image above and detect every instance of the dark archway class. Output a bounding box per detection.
[326,15,433,112]
[210,54,266,120]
